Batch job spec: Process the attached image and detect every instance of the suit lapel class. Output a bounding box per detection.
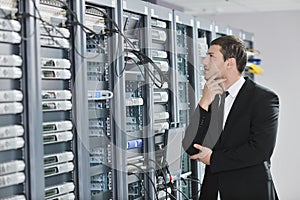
[223,78,255,131]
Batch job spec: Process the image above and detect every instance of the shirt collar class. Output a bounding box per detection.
[227,76,245,98]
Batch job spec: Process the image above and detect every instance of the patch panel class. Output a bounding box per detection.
[44,152,74,166]
[151,19,167,28]
[44,162,74,177]
[151,50,168,59]
[41,69,71,79]
[40,25,70,38]
[41,58,71,69]
[43,120,72,133]
[40,36,70,49]
[153,91,168,103]
[151,28,167,43]
[43,131,73,144]
[39,3,67,26]
[42,90,72,100]
[42,101,72,111]
[45,182,75,199]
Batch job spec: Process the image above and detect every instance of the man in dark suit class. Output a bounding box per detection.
[182,35,279,200]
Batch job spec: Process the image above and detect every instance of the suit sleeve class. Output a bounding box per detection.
[210,90,279,173]
[182,105,211,155]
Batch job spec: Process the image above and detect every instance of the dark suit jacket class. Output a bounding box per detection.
[182,78,280,200]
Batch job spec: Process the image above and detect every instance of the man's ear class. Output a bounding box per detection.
[227,58,236,68]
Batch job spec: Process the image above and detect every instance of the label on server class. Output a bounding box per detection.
[42,101,72,111]
[44,151,74,166]
[0,137,24,152]
[41,69,71,79]
[0,67,22,79]
[42,90,72,100]
[0,31,21,44]
[0,172,25,188]
[0,125,24,139]
[0,102,23,115]
[43,120,72,133]
[44,162,74,177]
[0,160,25,175]
[41,58,71,69]
[0,54,22,66]
[0,90,23,102]
[127,139,143,149]
[88,90,113,100]
[43,131,73,144]
[45,182,75,198]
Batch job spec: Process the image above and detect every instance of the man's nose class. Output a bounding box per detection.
[202,56,209,65]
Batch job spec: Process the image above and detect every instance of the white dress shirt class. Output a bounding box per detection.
[218,76,245,200]
[223,76,246,128]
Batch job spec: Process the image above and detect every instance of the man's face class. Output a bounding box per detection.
[202,45,226,81]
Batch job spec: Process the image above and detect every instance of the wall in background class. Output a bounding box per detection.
[201,10,300,199]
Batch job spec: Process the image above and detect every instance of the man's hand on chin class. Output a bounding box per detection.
[190,144,212,165]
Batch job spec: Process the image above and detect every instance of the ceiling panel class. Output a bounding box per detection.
[161,0,300,15]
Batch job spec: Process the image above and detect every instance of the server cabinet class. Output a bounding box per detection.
[173,10,198,199]
[189,17,215,200]
[83,1,116,199]
[0,0,27,199]
[122,1,155,199]
[38,0,77,199]
[148,3,177,200]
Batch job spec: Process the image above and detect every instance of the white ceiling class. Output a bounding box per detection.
[161,0,300,15]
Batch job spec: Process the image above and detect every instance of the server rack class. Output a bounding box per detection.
[38,1,77,199]
[0,0,28,199]
[148,3,177,199]
[122,1,151,199]
[83,0,116,199]
[173,10,196,199]
[188,17,215,200]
